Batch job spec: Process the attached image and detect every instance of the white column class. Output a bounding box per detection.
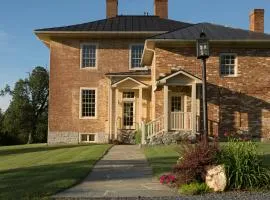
[139,87,143,126]
[141,121,146,144]
[109,86,113,141]
[115,88,119,139]
[191,83,197,133]
[164,85,169,132]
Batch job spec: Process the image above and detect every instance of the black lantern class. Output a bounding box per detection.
[196,32,209,59]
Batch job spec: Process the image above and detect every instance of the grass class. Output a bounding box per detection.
[143,144,179,176]
[0,143,111,200]
[143,142,270,177]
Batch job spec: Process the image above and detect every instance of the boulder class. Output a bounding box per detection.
[205,165,227,192]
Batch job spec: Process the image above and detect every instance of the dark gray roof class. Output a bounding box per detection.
[151,23,270,40]
[35,15,192,32]
[106,70,151,76]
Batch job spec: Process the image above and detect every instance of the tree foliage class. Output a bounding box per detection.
[0,66,49,144]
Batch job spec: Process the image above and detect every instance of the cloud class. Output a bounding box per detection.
[0,95,11,111]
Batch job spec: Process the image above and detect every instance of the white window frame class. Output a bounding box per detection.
[80,43,98,69]
[79,87,98,119]
[129,44,147,71]
[80,133,96,143]
[219,53,238,77]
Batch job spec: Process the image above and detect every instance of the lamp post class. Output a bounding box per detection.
[196,32,210,143]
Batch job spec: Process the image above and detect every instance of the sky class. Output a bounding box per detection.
[0,0,270,111]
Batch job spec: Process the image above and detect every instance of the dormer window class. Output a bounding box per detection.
[130,44,145,70]
[81,43,97,69]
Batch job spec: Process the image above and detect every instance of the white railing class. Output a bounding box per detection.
[143,115,165,140]
[170,112,192,130]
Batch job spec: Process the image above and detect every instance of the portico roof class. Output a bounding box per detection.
[111,77,149,88]
[157,69,202,85]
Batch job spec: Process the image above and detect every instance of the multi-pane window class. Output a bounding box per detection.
[122,92,135,128]
[130,45,144,69]
[220,54,237,76]
[123,91,135,99]
[81,134,95,142]
[81,44,97,68]
[171,96,182,112]
[81,89,96,118]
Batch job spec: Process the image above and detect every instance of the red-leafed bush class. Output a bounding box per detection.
[160,174,176,185]
[173,141,220,186]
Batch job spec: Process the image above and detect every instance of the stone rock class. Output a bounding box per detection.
[205,165,227,192]
[118,130,136,144]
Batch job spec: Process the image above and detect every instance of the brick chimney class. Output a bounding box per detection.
[106,0,118,18]
[154,0,168,19]
[249,9,264,33]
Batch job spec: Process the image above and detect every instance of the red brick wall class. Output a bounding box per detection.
[49,38,145,142]
[154,46,270,138]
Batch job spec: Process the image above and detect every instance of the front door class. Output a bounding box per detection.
[170,94,184,130]
[122,92,135,129]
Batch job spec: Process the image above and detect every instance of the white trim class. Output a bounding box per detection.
[219,53,238,77]
[129,43,148,71]
[111,77,148,88]
[157,70,202,85]
[79,133,97,143]
[79,87,98,119]
[80,43,98,70]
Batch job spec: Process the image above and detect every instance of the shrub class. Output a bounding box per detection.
[135,129,142,144]
[173,141,219,186]
[160,174,176,185]
[217,139,270,190]
[179,182,211,195]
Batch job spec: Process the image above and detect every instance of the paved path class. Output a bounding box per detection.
[53,145,177,199]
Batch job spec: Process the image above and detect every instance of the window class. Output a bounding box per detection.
[122,92,135,129]
[130,44,144,69]
[81,44,97,68]
[171,96,182,112]
[123,91,135,99]
[80,134,95,142]
[81,88,97,118]
[220,54,237,76]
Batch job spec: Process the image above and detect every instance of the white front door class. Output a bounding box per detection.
[122,92,136,129]
[170,93,185,130]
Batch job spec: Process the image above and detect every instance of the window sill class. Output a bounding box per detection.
[220,75,238,78]
[80,141,96,143]
[79,117,97,120]
[80,67,98,70]
[129,67,148,71]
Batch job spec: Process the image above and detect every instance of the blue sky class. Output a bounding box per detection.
[0,0,269,111]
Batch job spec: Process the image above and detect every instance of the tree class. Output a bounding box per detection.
[1,66,49,144]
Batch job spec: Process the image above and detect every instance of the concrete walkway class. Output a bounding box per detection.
[53,145,177,199]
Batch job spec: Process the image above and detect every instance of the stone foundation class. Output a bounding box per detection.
[48,131,109,144]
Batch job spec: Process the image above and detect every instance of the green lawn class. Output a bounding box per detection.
[144,142,270,177]
[0,143,111,200]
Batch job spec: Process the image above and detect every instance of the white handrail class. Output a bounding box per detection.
[145,115,165,139]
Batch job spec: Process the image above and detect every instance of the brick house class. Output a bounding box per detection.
[35,0,270,144]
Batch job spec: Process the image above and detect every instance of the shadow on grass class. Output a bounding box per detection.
[0,144,97,156]
[0,160,95,200]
